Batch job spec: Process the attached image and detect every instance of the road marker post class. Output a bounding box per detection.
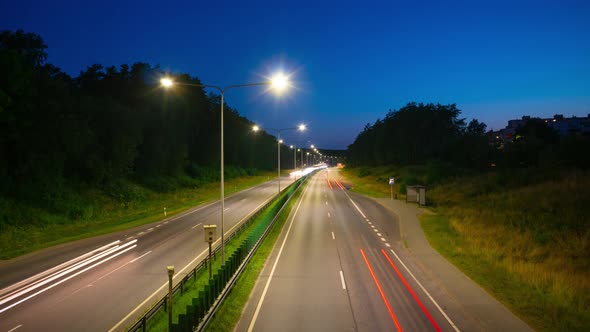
[167,265,175,331]
[389,177,395,200]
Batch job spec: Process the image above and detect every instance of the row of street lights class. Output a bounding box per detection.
[160,73,330,265]
[252,124,306,193]
[160,74,289,262]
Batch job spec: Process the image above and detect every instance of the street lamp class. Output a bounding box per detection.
[290,145,296,170]
[160,73,289,263]
[252,124,306,193]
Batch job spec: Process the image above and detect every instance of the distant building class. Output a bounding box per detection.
[491,114,590,144]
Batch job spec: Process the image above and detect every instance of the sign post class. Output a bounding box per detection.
[389,177,395,200]
[204,225,217,280]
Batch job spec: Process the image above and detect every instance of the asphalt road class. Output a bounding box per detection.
[237,169,532,332]
[0,176,294,332]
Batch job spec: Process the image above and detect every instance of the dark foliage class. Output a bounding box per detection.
[0,29,283,211]
[347,103,590,173]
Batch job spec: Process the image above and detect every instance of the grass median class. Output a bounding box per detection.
[141,179,304,331]
[204,178,304,331]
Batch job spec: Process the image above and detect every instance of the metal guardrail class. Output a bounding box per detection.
[195,175,307,331]
[126,175,308,332]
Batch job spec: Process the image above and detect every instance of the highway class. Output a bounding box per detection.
[0,176,294,332]
[237,169,531,332]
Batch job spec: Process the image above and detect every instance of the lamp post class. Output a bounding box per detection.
[160,74,289,263]
[253,124,306,194]
[290,145,296,170]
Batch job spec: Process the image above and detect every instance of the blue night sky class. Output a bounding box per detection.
[2,0,589,149]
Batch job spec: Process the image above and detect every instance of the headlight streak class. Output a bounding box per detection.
[0,240,121,299]
[0,240,137,314]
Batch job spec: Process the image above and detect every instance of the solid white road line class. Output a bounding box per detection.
[389,249,460,332]
[247,182,310,332]
[109,194,275,332]
[191,223,203,229]
[130,250,152,264]
[90,250,152,285]
[7,325,22,332]
[348,198,367,219]
[339,270,347,290]
[343,189,460,332]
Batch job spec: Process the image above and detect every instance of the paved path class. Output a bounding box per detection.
[372,197,533,332]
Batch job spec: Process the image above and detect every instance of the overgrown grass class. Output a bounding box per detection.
[205,178,303,331]
[341,165,590,332]
[0,172,275,259]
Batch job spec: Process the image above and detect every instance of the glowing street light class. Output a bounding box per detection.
[160,78,173,88]
[252,124,306,193]
[160,73,290,263]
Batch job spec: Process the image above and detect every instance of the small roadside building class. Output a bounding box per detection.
[406,185,426,206]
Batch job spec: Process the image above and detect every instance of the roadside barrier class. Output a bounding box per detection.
[127,174,310,332]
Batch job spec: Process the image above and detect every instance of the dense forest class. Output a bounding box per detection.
[347,102,590,173]
[0,29,292,228]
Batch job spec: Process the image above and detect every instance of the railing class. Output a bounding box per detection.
[126,174,309,332]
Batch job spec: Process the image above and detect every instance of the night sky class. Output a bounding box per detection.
[2,0,589,150]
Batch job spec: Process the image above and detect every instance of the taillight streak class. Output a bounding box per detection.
[381,249,442,332]
[360,248,403,332]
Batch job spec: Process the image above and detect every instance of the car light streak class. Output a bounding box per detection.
[382,249,442,332]
[360,248,403,332]
[0,240,120,299]
[0,240,137,314]
[388,249,460,332]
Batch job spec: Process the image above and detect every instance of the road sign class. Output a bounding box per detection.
[389,177,395,185]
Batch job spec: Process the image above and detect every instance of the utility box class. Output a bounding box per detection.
[406,185,426,206]
[203,224,217,243]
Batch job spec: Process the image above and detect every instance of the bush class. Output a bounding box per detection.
[357,167,371,177]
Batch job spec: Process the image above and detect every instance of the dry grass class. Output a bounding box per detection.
[345,166,590,332]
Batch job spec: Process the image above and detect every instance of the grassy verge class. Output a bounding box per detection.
[205,179,303,331]
[143,179,304,331]
[0,173,275,259]
[341,166,590,332]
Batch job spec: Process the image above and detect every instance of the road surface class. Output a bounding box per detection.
[0,176,295,332]
[237,169,532,332]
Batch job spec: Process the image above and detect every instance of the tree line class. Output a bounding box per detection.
[0,29,283,207]
[347,102,590,172]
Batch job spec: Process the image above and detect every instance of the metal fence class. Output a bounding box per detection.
[127,175,308,332]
